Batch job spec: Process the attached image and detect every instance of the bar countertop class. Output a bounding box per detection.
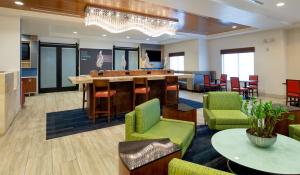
[68,73,194,84]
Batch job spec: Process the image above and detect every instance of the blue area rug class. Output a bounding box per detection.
[184,125,275,175]
[179,97,203,109]
[46,98,203,139]
[46,109,125,140]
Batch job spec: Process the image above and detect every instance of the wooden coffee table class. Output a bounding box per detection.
[163,103,197,125]
[119,138,181,175]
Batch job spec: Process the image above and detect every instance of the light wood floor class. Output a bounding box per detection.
[0,91,284,175]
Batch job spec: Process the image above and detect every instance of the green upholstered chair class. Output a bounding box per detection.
[289,125,300,141]
[125,98,195,156]
[203,92,249,130]
[168,158,233,175]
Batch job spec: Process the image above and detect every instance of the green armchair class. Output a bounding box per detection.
[289,125,300,141]
[125,98,195,156]
[203,92,249,130]
[168,158,233,175]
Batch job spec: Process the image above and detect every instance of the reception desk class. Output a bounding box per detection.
[0,71,20,135]
[69,71,193,118]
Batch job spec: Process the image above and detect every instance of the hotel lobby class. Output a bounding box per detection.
[1,0,300,175]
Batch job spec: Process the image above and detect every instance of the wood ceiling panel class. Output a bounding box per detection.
[0,0,250,35]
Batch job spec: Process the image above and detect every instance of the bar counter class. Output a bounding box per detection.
[69,72,194,118]
[68,73,193,84]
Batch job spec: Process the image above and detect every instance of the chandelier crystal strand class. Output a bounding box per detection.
[85,6,177,37]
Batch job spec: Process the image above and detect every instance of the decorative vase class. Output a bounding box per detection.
[246,129,277,148]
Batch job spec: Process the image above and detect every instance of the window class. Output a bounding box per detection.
[221,47,254,81]
[169,52,184,71]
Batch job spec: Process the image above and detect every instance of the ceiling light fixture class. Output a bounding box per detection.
[146,38,150,41]
[248,0,264,5]
[102,34,107,37]
[73,31,78,34]
[85,6,178,37]
[276,2,285,7]
[14,1,24,6]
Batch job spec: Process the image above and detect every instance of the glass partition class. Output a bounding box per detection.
[62,48,77,87]
[40,47,57,89]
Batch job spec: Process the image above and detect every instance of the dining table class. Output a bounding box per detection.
[239,80,258,99]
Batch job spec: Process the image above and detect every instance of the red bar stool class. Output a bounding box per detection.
[133,77,150,109]
[230,77,248,96]
[93,79,116,124]
[247,75,259,97]
[165,76,179,105]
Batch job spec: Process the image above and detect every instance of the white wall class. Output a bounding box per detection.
[287,27,300,80]
[164,39,208,71]
[79,38,113,49]
[0,16,21,135]
[0,16,21,71]
[79,38,140,49]
[199,38,209,71]
[39,36,78,44]
[208,29,287,97]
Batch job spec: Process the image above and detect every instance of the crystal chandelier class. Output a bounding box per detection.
[85,6,178,37]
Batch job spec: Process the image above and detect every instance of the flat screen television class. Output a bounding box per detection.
[146,50,161,62]
[22,43,30,60]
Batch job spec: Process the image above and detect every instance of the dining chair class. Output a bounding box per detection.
[247,75,259,97]
[204,74,219,92]
[220,74,227,91]
[286,79,300,106]
[230,77,248,96]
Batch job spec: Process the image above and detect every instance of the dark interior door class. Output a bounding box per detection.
[39,42,79,93]
[113,46,139,70]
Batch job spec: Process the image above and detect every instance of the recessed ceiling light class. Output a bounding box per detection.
[73,31,78,34]
[146,38,150,41]
[276,2,285,7]
[126,36,130,39]
[102,34,107,37]
[14,1,24,6]
[232,25,237,29]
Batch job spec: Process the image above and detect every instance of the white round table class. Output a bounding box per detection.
[212,129,300,174]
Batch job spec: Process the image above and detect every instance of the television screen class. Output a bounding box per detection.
[146,50,161,62]
[22,43,30,60]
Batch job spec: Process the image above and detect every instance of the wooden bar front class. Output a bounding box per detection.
[87,79,166,118]
[69,70,194,119]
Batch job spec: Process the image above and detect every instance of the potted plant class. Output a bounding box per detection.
[242,99,294,148]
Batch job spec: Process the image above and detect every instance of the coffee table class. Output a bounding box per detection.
[163,103,197,125]
[212,128,300,174]
[119,138,181,175]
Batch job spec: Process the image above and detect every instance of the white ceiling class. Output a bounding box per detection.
[1,0,300,44]
[21,16,201,45]
[145,0,300,29]
[219,0,300,25]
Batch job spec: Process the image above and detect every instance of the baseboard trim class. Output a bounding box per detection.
[259,92,285,99]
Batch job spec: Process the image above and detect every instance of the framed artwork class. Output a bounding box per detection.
[80,48,112,75]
